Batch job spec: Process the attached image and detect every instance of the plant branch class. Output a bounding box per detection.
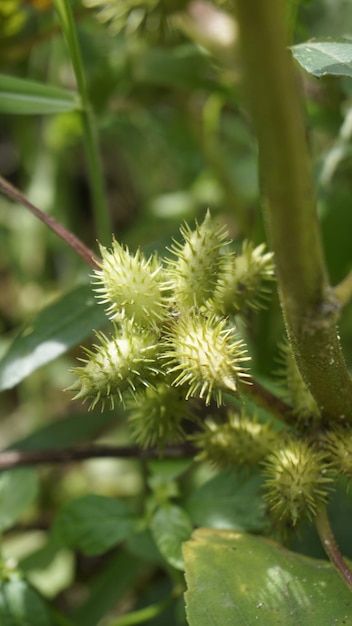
[0,175,100,269]
[239,379,295,426]
[234,0,352,422]
[333,271,352,308]
[53,0,111,244]
[0,444,196,470]
[315,505,352,591]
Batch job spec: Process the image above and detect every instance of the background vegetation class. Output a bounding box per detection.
[2,0,352,624]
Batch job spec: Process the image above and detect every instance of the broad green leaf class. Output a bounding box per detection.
[184,469,268,533]
[150,504,193,570]
[0,284,107,391]
[184,528,352,625]
[0,74,79,114]
[9,411,116,451]
[53,495,138,555]
[0,577,54,626]
[292,40,352,78]
[125,528,167,565]
[0,469,38,533]
[71,550,146,626]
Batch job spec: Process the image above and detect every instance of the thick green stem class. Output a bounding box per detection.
[234,0,352,422]
[53,0,111,245]
[315,506,352,591]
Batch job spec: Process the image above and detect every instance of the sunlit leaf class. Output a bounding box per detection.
[292,39,352,78]
[184,528,352,625]
[0,284,107,391]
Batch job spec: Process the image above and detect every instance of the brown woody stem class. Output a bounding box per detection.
[0,175,100,269]
[315,505,352,591]
[239,379,295,426]
[0,444,196,470]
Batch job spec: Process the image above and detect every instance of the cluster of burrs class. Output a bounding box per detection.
[69,211,273,436]
[68,211,344,527]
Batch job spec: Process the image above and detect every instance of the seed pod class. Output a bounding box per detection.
[263,439,333,525]
[165,210,231,310]
[127,383,192,448]
[212,241,275,316]
[67,322,162,409]
[322,427,352,477]
[164,312,250,406]
[193,411,279,469]
[93,239,167,328]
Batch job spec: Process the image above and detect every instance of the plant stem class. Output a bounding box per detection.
[315,505,352,591]
[0,444,196,470]
[234,0,352,422]
[334,271,352,308]
[53,0,111,244]
[238,379,295,426]
[0,175,100,269]
[285,0,299,44]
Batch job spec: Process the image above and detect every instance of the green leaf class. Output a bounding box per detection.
[292,39,352,78]
[9,411,116,451]
[53,495,138,555]
[0,74,79,114]
[71,550,146,626]
[0,577,54,625]
[150,504,193,570]
[0,284,107,391]
[125,528,167,565]
[184,470,268,533]
[0,469,38,533]
[184,528,352,625]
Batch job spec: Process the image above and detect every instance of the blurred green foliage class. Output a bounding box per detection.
[1,0,352,624]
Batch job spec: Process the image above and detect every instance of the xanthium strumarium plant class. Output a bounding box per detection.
[68,212,348,530]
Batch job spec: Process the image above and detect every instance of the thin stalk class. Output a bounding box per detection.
[238,379,295,426]
[0,444,196,470]
[315,505,352,591]
[234,0,352,422]
[0,175,100,269]
[53,0,111,244]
